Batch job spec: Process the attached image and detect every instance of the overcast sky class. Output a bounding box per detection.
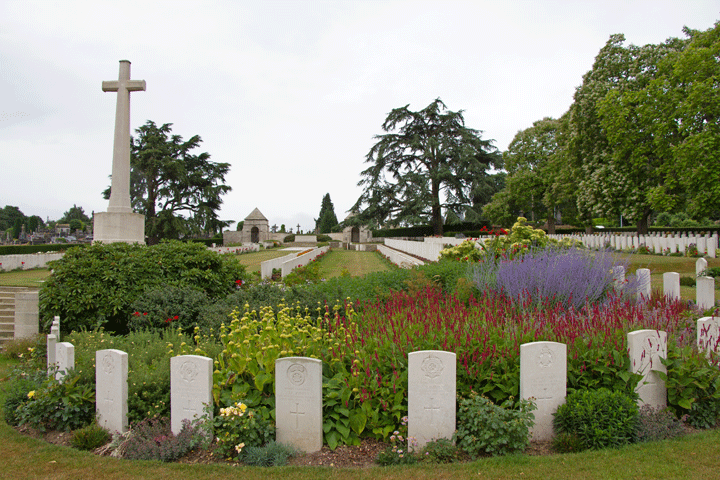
[1,1,718,232]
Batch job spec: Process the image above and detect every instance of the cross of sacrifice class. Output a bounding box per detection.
[102,60,146,213]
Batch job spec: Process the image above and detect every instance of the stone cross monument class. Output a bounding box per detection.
[93,60,146,244]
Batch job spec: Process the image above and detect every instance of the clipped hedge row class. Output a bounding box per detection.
[0,244,83,256]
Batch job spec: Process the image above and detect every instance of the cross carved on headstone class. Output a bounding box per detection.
[102,60,146,213]
[424,397,441,424]
[290,402,305,429]
[182,396,196,415]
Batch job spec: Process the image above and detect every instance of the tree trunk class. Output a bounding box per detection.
[431,175,443,236]
[547,213,556,235]
[636,209,651,235]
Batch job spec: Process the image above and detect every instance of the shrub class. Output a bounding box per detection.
[39,241,249,334]
[72,423,111,450]
[553,388,638,450]
[679,276,697,287]
[453,392,535,458]
[419,438,463,463]
[634,404,685,442]
[240,441,295,467]
[128,285,209,332]
[210,402,275,461]
[116,417,206,462]
[2,368,46,426]
[376,421,418,466]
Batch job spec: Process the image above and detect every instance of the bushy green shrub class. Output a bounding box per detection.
[128,285,209,332]
[553,388,638,450]
[419,438,463,463]
[240,441,295,467]
[453,392,535,458]
[71,423,111,450]
[39,241,248,334]
[210,402,275,461]
[2,368,46,426]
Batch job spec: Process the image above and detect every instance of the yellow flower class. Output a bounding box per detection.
[27,391,35,399]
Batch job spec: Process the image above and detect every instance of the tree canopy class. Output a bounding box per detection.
[315,193,339,234]
[104,121,232,244]
[353,98,500,235]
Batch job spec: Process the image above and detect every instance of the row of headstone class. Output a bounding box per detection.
[613,262,716,310]
[47,319,720,450]
[549,232,718,258]
[46,316,75,381]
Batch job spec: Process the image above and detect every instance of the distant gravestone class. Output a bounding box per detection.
[697,276,715,311]
[408,350,456,450]
[663,272,680,301]
[628,330,667,408]
[698,236,707,256]
[710,234,718,258]
[55,342,74,381]
[696,257,708,277]
[613,266,625,290]
[520,341,566,441]
[51,316,60,342]
[275,357,323,453]
[171,355,213,435]
[636,268,651,302]
[96,349,128,433]
[697,317,720,356]
[46,334,57,371]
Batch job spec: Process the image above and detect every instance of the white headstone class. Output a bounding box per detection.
[171,355,213,435]
[51,316,60,341]
[697,317,720,357]
[55,342,74,381]
[698,236,707,256]
[696,257,708,277]
[663,272,680,301]
[275,357,323,453]
[697,276,715,311]
[46,333,57,371]
[628,330,667,408]
[636,268,651,302]
[520,341,566,441]
[96,349,128,433]
[613,266,626,290]
[408,350,456,450]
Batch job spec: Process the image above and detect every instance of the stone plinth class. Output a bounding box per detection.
[93,211,145,244]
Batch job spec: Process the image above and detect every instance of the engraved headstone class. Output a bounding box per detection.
[628,330,667,408]
[613,266,625,290]
[46,333,56,371]
[520,341,566,441]
[275,357,323,452]
[171,355,213,435]
[636,268,651,302]
[696,257,708,277]
[96,349,128,433]
[408,350,456,450]
[51,316,60,342]
[663,272,680,301]
[697,276,715,311]
[55,342,74,381]
[697,317,720,356]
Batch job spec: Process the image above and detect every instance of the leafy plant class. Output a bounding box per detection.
[553,388,638,450]
[71,423,111,450]
[419,438,463,463]
[210,402,274,461]
[128,284,209,332]
[453,391,535,458]
[376,419,418,466]
[240,441,295,467]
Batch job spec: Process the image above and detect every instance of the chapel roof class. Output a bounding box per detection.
[245,207,268,221]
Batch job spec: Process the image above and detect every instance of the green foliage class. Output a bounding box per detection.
[419,438,463,464]
[210,402,274,461]
[117,417,206,461]
[353,98,500,235]
[39,241,248,334]
[71,423,111,450]
[376,418,417,466]
[453,392,535,458]
[656,345,720,426]
[680,276,697,287]
[315,193,339,234]
[2,367,47,426]
[0,244,81,255]
[553,388,638,450]
[128,285,209,332]
[552,433,583,453]
[239,441,295,467]
[283,261,322,286]
[15,371,95,432]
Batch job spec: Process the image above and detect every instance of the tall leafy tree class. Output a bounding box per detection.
[58,204,91,224]
[104,121,232,244]
[569,34,687,233]
[315,193,339,234]
[0,206,26,233]
[353,98,499,235]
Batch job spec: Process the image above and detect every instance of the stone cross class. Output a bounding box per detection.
[102,60,146,213]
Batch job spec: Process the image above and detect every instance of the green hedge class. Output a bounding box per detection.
[372,221,490,239]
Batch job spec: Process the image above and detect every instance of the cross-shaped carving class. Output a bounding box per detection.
[424,397,441,424]
[290,402,305,429]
